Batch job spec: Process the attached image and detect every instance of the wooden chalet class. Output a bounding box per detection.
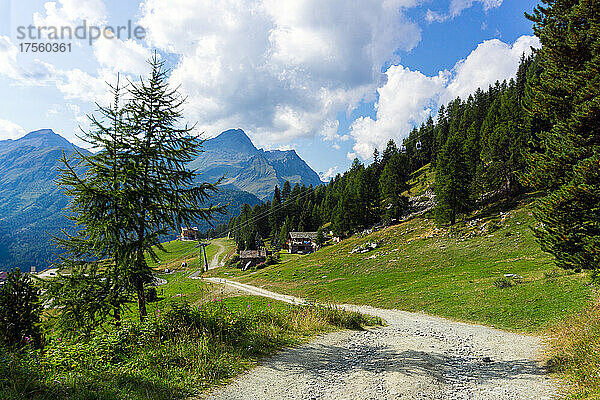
[239,249,267,270]
[288,232,318,254]
[180,227,199,241]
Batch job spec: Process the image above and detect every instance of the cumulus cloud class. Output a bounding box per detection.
[443,35,539,102]
[350,66,447,159]
[0,36,56,84]
[426,0,503,23]
[29,0,152,103]
[320,165,339,181]
[348,35,540,159]
[139,0,422,147]
[33,0,107,28]
[56,68,110,103]
[0,119,26,140]
[92,36,152,75]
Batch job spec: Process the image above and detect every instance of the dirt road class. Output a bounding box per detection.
[208,240,227,270]
[201,278,556,400]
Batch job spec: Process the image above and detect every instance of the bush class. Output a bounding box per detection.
[544,269,561,280]
[493,277,513,289]
[0,296,382,400]
[265,255,278,266]
[145,287,159,303]
[255,262,267,269]
[225,254,240,267]
[487,218,501,233]
[0,269,42,349]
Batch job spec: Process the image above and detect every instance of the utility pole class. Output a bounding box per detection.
[197,241,210,273]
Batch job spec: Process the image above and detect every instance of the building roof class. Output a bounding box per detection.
[0,271,7,281]
[288,232,318,240]
[240,249,267,259]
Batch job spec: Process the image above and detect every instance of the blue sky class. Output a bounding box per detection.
[0,0,540,180]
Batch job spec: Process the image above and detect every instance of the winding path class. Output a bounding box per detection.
[200,278,556,400]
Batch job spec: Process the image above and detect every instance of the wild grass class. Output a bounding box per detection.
[0,296,380,400]
[547,296,600,399]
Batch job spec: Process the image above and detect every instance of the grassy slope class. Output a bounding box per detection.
[210,195,593,333]
[547,297,600,399]
[147,237,235,271]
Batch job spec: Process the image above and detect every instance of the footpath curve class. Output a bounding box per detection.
[200,277,557,400]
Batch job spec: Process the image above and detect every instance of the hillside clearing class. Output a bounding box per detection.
[209,197,593,332]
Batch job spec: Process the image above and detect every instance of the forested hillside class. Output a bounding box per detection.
[224,54,545,250]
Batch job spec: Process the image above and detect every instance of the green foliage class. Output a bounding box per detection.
[434,134,472,225]
[0,269,42,349]
[547,298,600,399]
[0,296,380,400]
[145,287,158,303]
[379,153,410,223]
[316,227,325,247]
[43,265,125,339]
[525,0,600,274]
[54,54,226,323]
[225,254,240,267]
[493,277,513,289]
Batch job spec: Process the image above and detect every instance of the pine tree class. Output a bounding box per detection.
[524,0,600,273]
[54,77,132,327]
[434,134,472,225]
[316,227,325,247]
[269,185,283,239]
[379,153,410,224]
[123,55,226,319]
[0,269,42,349]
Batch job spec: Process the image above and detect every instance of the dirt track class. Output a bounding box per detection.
[200,278,556,400]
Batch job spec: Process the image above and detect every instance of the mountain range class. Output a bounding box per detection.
[192,129,323,199]
[0,128,322,271]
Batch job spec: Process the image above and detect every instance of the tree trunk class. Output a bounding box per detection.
[136,279,147,322]
[114,307,121,327]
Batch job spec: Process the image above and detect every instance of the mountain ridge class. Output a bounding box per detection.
[193,129,323,199]
[0,128,321,271]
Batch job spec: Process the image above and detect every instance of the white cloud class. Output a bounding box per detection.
[0,119,26,140]
[442,35,540,103]
[350,66,447,159]
[0,36,56,84]
[92,36,151,75]
[29,0,152,105]
[56,68,109,103]
[427,0,503,23]
[348,35,539,159]
[33,0,107,28]
[139,0,422,147]
[320,165,339,181]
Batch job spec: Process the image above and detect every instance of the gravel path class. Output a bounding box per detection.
[208,240,227,270]
[200,278,557,400]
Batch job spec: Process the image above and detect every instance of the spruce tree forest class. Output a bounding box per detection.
[222,54,546,252]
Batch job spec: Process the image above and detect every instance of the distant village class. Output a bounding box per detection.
[179,226,328,271]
